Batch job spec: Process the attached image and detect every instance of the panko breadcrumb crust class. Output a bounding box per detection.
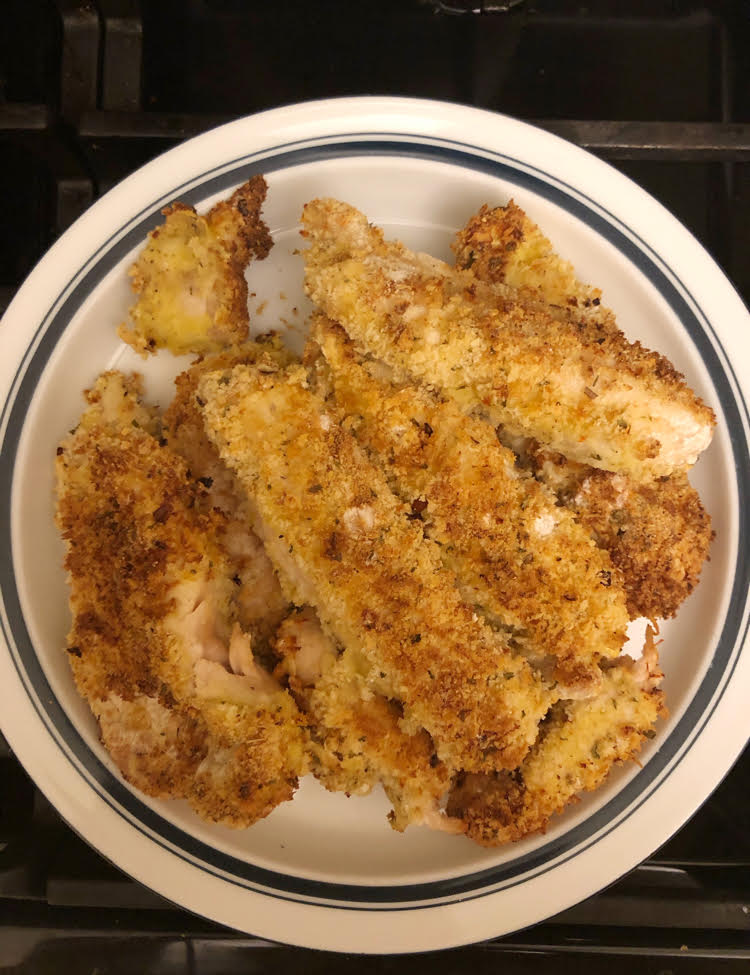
[310,315,629,694]
[119,175,272,356]
[453,200,713,619]
[452,200,616,328]
[56,372,307,828]
[448,631,665,845]
[275,609,455,833]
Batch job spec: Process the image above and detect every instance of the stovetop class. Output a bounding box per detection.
[1,1,749,971]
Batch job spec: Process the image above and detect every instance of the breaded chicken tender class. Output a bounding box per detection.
[163,337,293,641]
[275,609,458,832]
[302,198,714,481]
[119,175,272,356]
[453,200,617,331]
[310,316,629,694]
[454,201,713,619]
[448,628,665,845]
[198,360,552,775]
[56,372,307,827]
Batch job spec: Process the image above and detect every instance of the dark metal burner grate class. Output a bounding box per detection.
[1,1,749,971]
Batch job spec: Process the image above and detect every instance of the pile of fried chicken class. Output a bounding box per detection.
[55,175,714,845]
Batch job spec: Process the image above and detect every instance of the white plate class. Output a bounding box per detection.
[0,97,748,954]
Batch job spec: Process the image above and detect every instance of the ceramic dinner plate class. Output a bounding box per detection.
[0,97,748,954]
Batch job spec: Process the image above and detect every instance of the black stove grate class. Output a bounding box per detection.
[1,1,749,971]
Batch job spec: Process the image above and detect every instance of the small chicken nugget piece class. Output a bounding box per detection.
[120,175,272,356]
[199,361,552,774]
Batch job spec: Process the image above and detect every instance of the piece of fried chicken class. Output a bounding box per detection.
[166,340,459,830]
[162,337,294,643]
[302,198,714,481]
[309,316,628,695]
[453,201,713,619]
[56,371,307,827]
[198,359,552,775]
[448,627,665,845]
[275,608,459,833]
[119,175,272,356]
[453,200,617,331]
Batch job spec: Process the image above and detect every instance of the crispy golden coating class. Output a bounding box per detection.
[95,694,207,799]
[560,464,712,620]
[454,201,713,619]
[75,368,162,436]
[119,175,272,356]
[275,609,457,832]
[164,337,293,503]
[302,198,714,481]
[311,316,628,694]
[452,200,618,332]
[163,338,293,640]
[56,372,306,827]
[189,698,303,828]
[198,360,552,775]
[448,629,665,845]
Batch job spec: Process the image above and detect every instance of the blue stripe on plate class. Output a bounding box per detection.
[1,135,748,910]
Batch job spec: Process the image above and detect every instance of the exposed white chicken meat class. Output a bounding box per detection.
[55,371,307,828]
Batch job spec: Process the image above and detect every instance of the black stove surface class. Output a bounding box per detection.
[1,2,749,971]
